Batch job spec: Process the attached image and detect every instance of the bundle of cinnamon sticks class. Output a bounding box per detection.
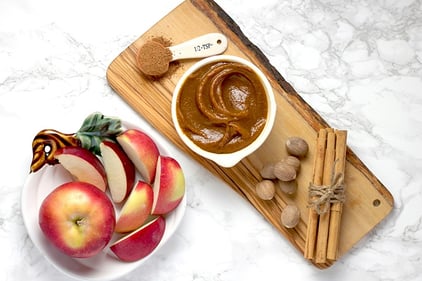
[304,128,347,263]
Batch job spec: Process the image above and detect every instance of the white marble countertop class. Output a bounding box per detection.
[1,0,421,280]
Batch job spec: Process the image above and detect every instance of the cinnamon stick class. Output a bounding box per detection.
[315,129,336,263]
[304,128,327,259]
[327,130,347,260]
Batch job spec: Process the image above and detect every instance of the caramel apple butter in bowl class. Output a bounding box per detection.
[171,55,276,167]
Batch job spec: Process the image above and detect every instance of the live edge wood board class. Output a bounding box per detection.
[106,0,394,269]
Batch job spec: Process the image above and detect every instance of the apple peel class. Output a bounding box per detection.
[152,156,185,215]
[117,129,160,184]
[38,181,116,258]
[115,181,153,233]
[110,216,166,262]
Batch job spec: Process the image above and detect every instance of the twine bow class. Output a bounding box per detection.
[308,161,346,215]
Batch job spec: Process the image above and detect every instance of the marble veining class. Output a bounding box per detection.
[1,0,421,280]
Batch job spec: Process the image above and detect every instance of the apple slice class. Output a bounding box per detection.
[152,156,185,215]
[115,181,153,233]
[110,216,165,262]
[55,146,107,192]
[117,129,160,183]
[100,141,136,203]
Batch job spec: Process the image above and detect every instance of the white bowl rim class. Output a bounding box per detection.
[171,55,276,167]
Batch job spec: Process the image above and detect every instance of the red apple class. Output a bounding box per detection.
[38,181,116,258]
[152,156,185,215]
[54,146,107,192]
[110,216,165,262]
[100,140,135,203]
[115,181,153,233]
[116,129,160,183]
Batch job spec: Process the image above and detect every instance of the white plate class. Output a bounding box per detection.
[21,122,186,281]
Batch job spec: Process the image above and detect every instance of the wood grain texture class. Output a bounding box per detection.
[106,0,394,269]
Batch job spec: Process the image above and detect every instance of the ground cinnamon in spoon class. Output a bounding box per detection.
[136,40,173,77]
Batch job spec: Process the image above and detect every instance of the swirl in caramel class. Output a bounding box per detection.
[176,61,268,153]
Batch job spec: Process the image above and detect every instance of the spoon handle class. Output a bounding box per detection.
[169,33,228,61]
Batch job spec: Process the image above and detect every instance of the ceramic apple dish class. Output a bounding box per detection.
[22,113,186,281]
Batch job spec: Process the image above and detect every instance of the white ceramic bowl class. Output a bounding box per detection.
[171,55,276,167]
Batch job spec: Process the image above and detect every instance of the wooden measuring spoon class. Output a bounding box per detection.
[136,33,228,77]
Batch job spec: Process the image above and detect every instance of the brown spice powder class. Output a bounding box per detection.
[136,40,173,77]
[151,36,172,48]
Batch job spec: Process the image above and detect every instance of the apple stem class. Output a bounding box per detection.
[74,217,86,226]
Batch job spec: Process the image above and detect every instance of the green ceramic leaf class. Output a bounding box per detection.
[75,112,123,155]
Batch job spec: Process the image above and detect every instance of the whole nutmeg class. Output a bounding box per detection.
[281,204,301,228]
[273,161,296,181]
[283,155,301,172]
[277,179,298,195]
[286,137,309,158]
[260,162,276,179]
[255,180,275,200]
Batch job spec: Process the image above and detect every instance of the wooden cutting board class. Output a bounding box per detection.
[106,0,394,269]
